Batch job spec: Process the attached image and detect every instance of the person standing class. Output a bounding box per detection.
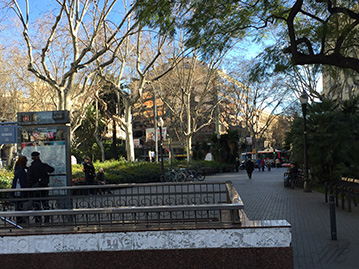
[11,156,28,223]
[234,157,240,172]
[83,157,96,185]
[12,156,28,190]
[26,151,55,223]
[83,157,95,194]
[245,159,255,179]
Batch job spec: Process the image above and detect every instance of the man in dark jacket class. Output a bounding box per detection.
[245,159,255,179]
[83,157,95,185]
[26,151,55,223]
[83,157,96,194]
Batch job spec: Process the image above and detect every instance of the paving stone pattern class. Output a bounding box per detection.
[207,168,359,269]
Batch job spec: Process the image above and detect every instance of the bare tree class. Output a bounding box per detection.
[222,58,292,154]
[9,0,191,161]
[152,54,223,162]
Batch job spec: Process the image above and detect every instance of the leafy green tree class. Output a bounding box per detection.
[135,1,359,73]
[210,129,239,165]
[192,141,210,161]
[286,97,359,183]
[72,105,106,162]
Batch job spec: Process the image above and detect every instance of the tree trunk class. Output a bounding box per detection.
[58,87,71,111]
[95,98,105,162]
[186,92,192,163]
[186,135,192,163]
[253,136,258,160]
[94,133,105,162]
[124,100,135,162]
[112,119,117,159]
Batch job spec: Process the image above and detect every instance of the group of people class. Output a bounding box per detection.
[256,158,273,172]
[83,157,107,186]
[237,156,299,181]
[11,153,108,224]
[11,151,54,223]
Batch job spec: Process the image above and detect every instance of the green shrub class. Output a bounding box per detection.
[1,159,227,189]
[0,169,14,189]
[72,160,161,184]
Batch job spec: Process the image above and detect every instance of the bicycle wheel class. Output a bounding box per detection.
[196,171,205,181]
[176,172,186,182]
[169,171,177,182]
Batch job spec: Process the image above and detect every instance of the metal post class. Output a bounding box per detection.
[329,195,337,240]
[301,94,311,192]
[154,89,158,163]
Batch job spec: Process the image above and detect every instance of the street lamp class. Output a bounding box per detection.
[158,117,165,179]
[300,91,311,192]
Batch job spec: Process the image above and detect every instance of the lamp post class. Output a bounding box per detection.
[158,117,165,179]
[300,92,311,192]
[217,133,222,173]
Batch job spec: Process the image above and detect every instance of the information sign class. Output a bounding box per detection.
[0,125,17,144]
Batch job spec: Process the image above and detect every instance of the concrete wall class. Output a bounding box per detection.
[0,220,293,269]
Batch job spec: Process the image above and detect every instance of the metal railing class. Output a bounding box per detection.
[0,181,244,233]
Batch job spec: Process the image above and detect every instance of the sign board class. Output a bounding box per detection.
[134,139,142,148]
[0,125,17,144]
[17,110,71,187]
[146,127,166,142]
[246,137,252,145]
[17,111,70,125]
[163,141,184,148]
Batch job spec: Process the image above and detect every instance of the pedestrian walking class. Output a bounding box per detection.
[245,159,255,179]
[266,158,271,172]
[260,158,265,172]
[26,151,55,223]
[256,159,261,171]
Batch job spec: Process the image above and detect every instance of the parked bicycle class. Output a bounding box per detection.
[160,168,186,182]
[179,168,205,182]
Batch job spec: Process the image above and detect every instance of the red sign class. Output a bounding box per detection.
[32,132,40,140]
[47,132,54,139]
[22,115,29,122]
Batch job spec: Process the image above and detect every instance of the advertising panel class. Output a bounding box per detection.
[19,126,68,187]
[17,111,71,187]
[146,127,166,142]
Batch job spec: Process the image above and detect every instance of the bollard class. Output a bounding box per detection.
[329,194,337,240]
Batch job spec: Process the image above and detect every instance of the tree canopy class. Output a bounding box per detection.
[285,97,359,182]
[135,0,359,74]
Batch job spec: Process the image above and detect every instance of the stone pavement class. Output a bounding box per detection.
[206,168,359,269]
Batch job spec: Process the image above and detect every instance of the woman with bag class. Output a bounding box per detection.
[11,156,28,223]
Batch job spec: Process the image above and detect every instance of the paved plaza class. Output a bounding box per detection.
[206,168,359,269]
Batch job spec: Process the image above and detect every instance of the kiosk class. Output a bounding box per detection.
[17,111,71,187]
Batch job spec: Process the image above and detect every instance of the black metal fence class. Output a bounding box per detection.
[0,181,244,232]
